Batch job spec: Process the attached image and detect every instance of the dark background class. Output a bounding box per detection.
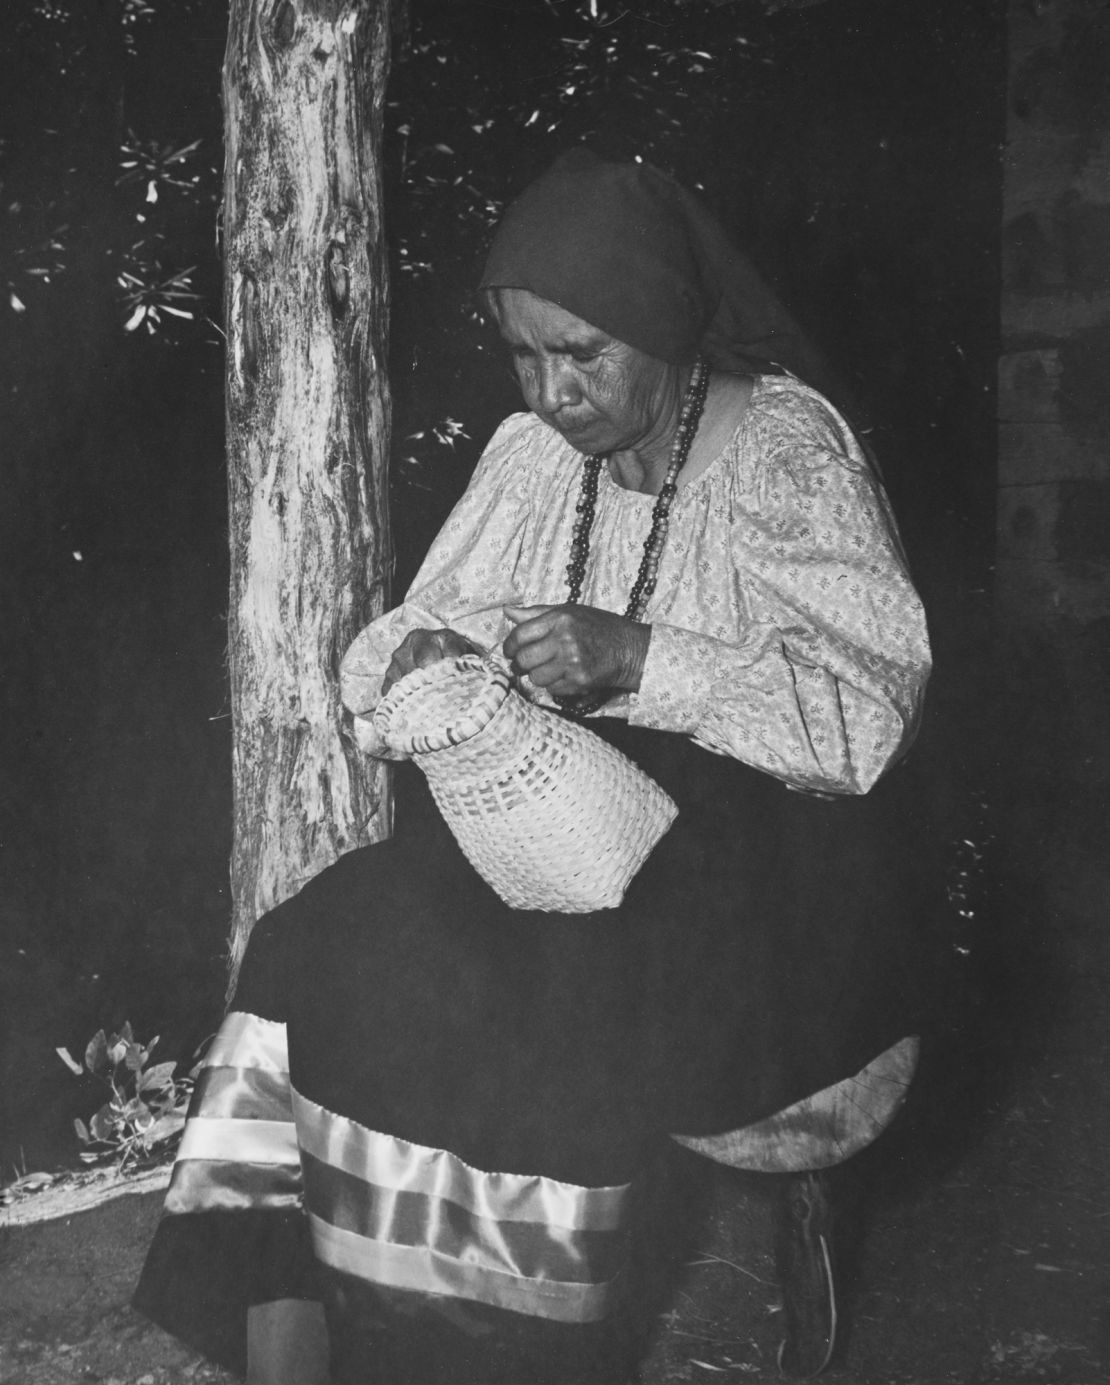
[0,0,1004,1171]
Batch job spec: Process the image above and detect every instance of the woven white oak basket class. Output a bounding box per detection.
[373,654,677,912]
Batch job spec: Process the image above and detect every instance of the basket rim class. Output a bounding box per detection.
[373,654,512,756]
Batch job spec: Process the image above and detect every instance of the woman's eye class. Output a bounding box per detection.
[570,350,598,365]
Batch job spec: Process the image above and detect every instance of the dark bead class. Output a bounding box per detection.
[561,363,706,653]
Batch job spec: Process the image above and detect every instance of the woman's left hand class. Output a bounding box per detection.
[502,604,649,698]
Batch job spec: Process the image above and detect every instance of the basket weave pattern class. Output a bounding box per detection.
[373,656,677,913]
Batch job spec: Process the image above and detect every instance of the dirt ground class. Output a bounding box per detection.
[3,641,1108,1385]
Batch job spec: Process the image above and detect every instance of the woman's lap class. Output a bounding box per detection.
[137,730,943,1380]
[272,739,937,1170]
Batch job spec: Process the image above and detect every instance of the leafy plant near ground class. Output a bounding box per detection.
[56,1023,198,1172]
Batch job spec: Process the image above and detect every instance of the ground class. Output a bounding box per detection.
[3,638,1108,1385]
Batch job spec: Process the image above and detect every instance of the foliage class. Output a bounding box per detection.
[118,260,201,334]
[6,223,67,313]
[56,1022,198,1172]
[383,0,781,511]
[2,0,221,341]
[118,133,205,200]
[113,130,215,338]
[1,0,888,499]
[388,1,777,279]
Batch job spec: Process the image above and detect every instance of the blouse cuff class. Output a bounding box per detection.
[629,623,720,734]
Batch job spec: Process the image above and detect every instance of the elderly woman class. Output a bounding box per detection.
[136,151,936,1385]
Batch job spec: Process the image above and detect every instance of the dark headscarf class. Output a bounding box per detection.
[480,148,851,408]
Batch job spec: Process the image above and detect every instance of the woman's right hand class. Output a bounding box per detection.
[382,628,481,695]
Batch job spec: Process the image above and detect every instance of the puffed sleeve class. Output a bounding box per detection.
[339,413,539,756]
[630,386,931,794]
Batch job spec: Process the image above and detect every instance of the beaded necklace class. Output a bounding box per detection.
[555,357,710,717]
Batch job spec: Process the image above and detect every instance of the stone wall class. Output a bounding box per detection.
[998,0,1110,626]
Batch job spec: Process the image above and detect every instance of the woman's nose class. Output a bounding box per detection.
[535,357,578,413]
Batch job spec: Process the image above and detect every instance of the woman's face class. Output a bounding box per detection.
[491,288,680,456]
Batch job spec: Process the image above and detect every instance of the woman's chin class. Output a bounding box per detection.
[556,421,606,453]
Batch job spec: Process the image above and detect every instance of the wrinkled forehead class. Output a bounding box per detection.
[487,287,614,350]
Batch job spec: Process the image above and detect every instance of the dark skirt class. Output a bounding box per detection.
[135,718,943,1381]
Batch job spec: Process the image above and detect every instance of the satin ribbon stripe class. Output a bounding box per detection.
[176,1116,299,1165]
[291,1090,628,1230]
[307,1213,623,1324]
[188,1064,296,1123]
[162,1011,302,1215]
[291,1090,631,1323]
[165,1156,304,1214]
[300,1148,627,1285]
[202,1010,290,1072]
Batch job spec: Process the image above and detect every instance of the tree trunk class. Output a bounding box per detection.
[223,0,394,978]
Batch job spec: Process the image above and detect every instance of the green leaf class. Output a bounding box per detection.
[85,1030,108,1075]
[140,1062,177,1092]
[73,1117,90,1143]
[89,1108,116,1143]
[124,1042,145,1072]
[56,1046,84,1076]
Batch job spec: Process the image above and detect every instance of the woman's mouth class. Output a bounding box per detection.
[553,413,596,439]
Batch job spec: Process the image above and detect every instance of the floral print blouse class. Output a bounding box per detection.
[340,376,931,795]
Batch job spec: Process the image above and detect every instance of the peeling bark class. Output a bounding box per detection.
[223,0,393,978]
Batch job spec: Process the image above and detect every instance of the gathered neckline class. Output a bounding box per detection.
[593,374,768,507]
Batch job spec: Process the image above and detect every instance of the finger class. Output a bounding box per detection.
[525,658,579,692]
[404,629,448,667]
[382,655,409,695]
[503,609,564,662]
[385,629,440,687]
[508,636,592,695]
[527,655,592,695]
[413,641,444,668]
[506,632,561,678]
[446,630,483,658]
[504,623,543,663]
[502,604,554,625]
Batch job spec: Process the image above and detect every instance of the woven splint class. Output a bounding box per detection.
[373,655,677,912]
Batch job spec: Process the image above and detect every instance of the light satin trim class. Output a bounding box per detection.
[204,1010,290,1071]
[292,1090,628,1230]
[292,1090,631,1322]
[187,1064,296,1122]
[177,1116,300,1165]
[300,1150,625,1284]
[307,1214,622,1324]
[165,1157,304,1214]
[164,1011,301,1215]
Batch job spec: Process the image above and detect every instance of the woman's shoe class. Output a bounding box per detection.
[774,1171,837,1378]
